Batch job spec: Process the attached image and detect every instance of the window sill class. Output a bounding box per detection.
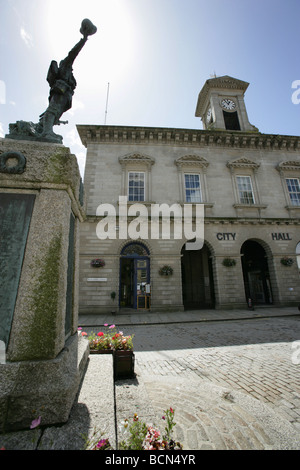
[233,203,268,209]
[285,205,300,210]
[117,200,156,206]
[181,202,214,207]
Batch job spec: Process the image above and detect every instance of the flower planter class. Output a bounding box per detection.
[114,350,135,380]
[89,349,113,355]
[89,349,135,379]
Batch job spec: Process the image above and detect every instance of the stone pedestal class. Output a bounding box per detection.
[0,137,89,432]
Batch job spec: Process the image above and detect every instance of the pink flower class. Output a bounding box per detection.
[104,323,108,327]
[81,332,88,336]
[30,416,41,429]
[109,324,115,329]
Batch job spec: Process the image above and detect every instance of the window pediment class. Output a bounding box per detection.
[277,161,300,172]
[175,155,209,169]
[119,153,155,169]
[227,157,260,170]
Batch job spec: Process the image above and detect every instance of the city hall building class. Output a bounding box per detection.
[77,75,300,315]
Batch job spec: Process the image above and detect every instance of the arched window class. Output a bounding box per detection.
[121,242,149,257]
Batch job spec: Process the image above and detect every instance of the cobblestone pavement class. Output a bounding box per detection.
[114,316,300,450]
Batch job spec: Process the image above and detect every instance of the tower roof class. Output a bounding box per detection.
[195,75,249,117]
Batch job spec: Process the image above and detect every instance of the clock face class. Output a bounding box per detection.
[221,99,236,110]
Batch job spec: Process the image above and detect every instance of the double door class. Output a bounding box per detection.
[120,257,150,309]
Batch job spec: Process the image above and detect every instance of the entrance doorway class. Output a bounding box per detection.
[119,242,150,310]
[181,242,215,309]
[241,240,273,305]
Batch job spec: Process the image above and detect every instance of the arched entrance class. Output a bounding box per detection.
[241,240,273,305]
[181,242,215,309]
[119,242,150,310]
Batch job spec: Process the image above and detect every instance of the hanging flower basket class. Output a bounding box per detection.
[280,257,294,267]
[222,258,236,267]
[159,265,174,276]
[91,258,105,268]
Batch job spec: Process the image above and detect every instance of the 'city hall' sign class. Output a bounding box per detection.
[271,233,292,241]
[215,232,293,242]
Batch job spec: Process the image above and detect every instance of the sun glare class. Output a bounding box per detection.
[44,0,136,85]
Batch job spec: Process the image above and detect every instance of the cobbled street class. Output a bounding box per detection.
[113,316,300,450]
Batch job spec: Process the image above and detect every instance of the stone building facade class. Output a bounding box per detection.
[77,76,300,314]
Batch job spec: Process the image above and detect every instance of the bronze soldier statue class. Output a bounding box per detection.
[39,18,97,142]
[6,19,97,144]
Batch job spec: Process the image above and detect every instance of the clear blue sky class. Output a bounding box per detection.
[1,0,299,177]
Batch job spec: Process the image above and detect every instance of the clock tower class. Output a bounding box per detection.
[195,75,258,132]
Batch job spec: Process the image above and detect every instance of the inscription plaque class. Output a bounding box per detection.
[0,193,35,348]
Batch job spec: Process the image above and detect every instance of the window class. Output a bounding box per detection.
[119,153,155,202]
[286,178,300,206]
[121,242,149,256]
[128,172,145,201]
[184,174,202,203]
[236,176,255,204]
[223,111,241,131]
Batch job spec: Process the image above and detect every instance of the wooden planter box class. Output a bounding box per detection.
[90,349,113,354]
[114,350,135,380]
[89,349,135,380]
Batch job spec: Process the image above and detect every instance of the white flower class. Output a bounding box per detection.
[119,419,129,434]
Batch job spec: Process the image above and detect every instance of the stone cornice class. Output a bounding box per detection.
[76,125,300,151]
[277,160,300,172]
[84,213,300,225]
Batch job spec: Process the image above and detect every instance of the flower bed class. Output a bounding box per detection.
[79,324,134,352]
[84,408,183,450]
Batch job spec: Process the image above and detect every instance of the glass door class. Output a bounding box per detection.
[135,259,150,309]
[120,242,150,309]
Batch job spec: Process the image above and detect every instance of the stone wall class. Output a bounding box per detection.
[0,138,88,432]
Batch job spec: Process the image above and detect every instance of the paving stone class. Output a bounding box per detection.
[2,311,299,450]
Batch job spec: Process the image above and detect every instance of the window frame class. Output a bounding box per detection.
[285,177,300,206]
[128,171,145,202]
[236,175,255,205]
[119,153,155,203]
[184,173,202,203]
[276,161,300,212]
[175,155,210,204]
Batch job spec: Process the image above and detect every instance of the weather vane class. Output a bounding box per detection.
[6,19,97,144]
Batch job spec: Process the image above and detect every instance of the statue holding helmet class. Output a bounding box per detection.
[6,19,97,144]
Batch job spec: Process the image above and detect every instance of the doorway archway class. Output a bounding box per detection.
[241,240,273,305]
[119,242,150,309]
[181,242,215,309]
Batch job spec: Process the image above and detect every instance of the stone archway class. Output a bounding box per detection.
[241,239,273,305]
[181,241,215,310]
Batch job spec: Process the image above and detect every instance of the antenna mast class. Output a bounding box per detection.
[104,82,110,125]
